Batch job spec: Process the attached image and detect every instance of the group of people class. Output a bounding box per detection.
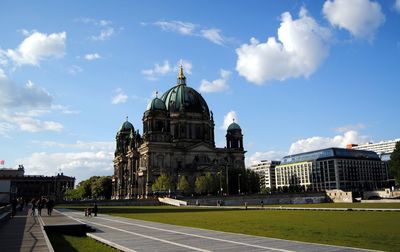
[30,198,55,216]
[84,203,98,217]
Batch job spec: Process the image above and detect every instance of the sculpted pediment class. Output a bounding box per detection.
[186,143,215,152]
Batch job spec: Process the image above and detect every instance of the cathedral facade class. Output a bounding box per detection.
[112,67,245,199]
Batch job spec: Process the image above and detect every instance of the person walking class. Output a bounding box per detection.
[37,199,42,216]
[31,200,36,216]
[93,202,98,217]
[11,198,17,218]
[46,199,54,216]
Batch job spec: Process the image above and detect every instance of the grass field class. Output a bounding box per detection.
[47,232,116,252]
[61,205,400,251]
[265,202,400,209]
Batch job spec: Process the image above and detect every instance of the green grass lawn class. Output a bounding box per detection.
[265,202,400,209]
[47,232,117,252]
[61,205,400,251]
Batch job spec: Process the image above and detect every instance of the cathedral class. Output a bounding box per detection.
[112,67,246,199]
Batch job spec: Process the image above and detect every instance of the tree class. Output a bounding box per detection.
[92,176,112,199]
[389,142,400,186]
[152,174,174,193]
[177,176,191,194]
[204,172,217,194]
[195,176,207,195]
[64,176,112,200]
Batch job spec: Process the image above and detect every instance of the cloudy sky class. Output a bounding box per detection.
[1,0,399,183]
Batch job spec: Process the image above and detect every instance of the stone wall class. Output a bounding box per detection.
[61,198,159,206]
[326,189,353,203]
[185,193,327,206]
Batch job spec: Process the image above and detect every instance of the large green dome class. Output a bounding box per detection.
[146,97,167,111]
[160,67,209,114]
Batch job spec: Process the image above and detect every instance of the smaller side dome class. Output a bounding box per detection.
[227,122,241,131]
[146,97,167,111]
[119,117,134,132]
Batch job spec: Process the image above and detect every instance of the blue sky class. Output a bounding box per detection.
[1,0,399,183]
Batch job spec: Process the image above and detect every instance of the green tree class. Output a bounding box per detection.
[205,172,217,194]
[177,175,191,194]
[195,176,207,195]
[152,174,174,193]
[389,142,400,186]
[91,176,113,199]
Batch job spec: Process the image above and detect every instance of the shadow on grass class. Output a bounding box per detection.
[64,206,237,215]
[47,232,78,252]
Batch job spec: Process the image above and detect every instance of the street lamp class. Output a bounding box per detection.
[238,174,241,195]
[218,171,222,195]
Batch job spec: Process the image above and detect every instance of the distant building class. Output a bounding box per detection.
[275,148,389,192]
[249,160,280,190]
[0,165,75,203]
[350,139,399,161]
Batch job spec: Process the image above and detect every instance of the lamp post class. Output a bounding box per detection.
[238,174,241,195]
[218,171,222,196]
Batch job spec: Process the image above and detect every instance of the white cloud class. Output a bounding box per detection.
[201,29,225,45]
[335,123,366,133]
[31,140,114,151]
[0,75,52,109]
[16,151,113,183]
[396,0,400,12]
[221,110,239,130]
[288,130,369,155]
[142,59,192,81]
[0,72,64,133]
[152,20,228,45]
[175,59,192,75]
[77,18,116,42]
[142,60,172,81]
[0,111,63,133]
[154,21,196,35]
[111,88,128,104]
[248,150,287,166]
[0,122,14,137]
[92,27,115,41]
[323,0,385,41]
[1,31,66,67]
[199,69,231,93]
[67,65,83,75]
[84,53,101,61]
[236,8,330,84]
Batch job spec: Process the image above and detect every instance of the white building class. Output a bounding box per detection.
[275,148,388,192]
[249,160,280,190]
[352,139,399,161]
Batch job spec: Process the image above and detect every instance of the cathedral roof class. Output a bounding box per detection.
[227,122,241,131]
[118,117,134,133]
[146,97,167,111]
[160,66,210,114]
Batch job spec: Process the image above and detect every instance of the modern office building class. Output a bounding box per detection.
[275,148,389,192]
[350,139,399,161]
[112,67,246,199]
[249,160,280,190]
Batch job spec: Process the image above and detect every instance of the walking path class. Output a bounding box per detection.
[59,208,374,252]
[0,208,52,252]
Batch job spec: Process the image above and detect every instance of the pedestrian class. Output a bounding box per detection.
[11,198,17,218]
[37,199,42,216]
[245,202,248,210]
[93,203,98,217]
[31,200,36,216]
[261,200,264,208]
[46,199,54,216]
